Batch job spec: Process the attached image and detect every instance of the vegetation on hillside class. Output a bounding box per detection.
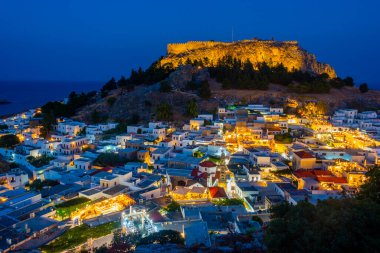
[40,91,97,137]
[100,59,175,97]
[181,55,355,93]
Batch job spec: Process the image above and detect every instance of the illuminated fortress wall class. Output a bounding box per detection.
[161,39,336,78]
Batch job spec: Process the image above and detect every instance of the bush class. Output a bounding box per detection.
[164,201,180,213]
[213,198,244,206]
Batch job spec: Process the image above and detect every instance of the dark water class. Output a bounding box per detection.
[0,81,103,116]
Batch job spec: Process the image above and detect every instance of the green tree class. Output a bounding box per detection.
[198,80,211,99]
[101,77,117,97]
[103,77,117,90]
[156,103,173,121]
[213,198,244,206]
[40,110,57,138]
[117,75,128,88]
[91,110,107,124]
[358,166,380,204]
[164,201,180,213]
[0,134,20,148]
[343,76,355,86]
[359,83,369,93]
[186,99,198,117]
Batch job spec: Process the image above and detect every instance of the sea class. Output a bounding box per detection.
[0,81,104,117]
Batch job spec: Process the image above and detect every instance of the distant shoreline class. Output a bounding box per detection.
[0,99,11,105]
[0,80,103,116]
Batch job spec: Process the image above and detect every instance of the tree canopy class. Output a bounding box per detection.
[265,167,380,253]
[198,80,211,99]
[0,134,20,148]
[182,55,356,93]
[156,103,173,121]
[186,99,198,117]
[359,83,369,93]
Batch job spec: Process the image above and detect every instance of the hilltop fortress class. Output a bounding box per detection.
[160,39,336,78]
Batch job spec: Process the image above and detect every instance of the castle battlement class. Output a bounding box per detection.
[161,38,335,78]
[167,39,298,55]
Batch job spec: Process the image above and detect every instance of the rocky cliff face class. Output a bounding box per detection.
[159,39,336,77]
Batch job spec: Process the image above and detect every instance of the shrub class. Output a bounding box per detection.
[213,198,244,206]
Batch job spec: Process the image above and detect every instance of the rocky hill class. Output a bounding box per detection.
[74,66,380,124]
[71,39,380,124]
[160,39,336,78]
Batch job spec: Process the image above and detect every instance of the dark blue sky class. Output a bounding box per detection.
[0,0,379,87]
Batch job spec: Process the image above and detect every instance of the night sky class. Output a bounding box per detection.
[1,0,379,87]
